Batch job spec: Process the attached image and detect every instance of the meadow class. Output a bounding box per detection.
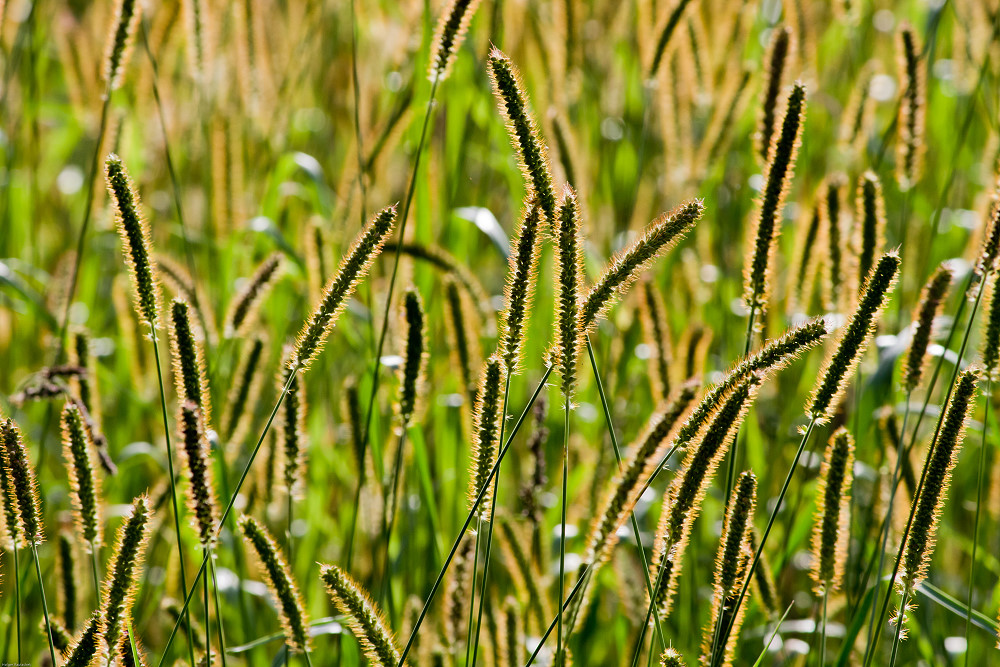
[2,0,1000,665]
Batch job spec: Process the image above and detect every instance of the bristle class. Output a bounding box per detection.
[552,187,585,396]
[428,0,482,81]
[178,403,219,547]
[810,428,855,594]
[649,374,761,618]
[896,24,925,191]
[222,335,267,445]
[903,264,952,391]
[580,200,704,334]
[854,171,886,290]
[500,200,543,373]
[64,612,105,667]
[292,205,396,371]
[901,367,978,589]
[397,287,428,427]
[661,647,686,666]
[224,252,283,338]
[61,402,103,549]
[822,176,846,313]
[638,279,673,402]
[743,83,807,316]
[106,154,162,329]
[320,563,401,666]
[102,0,140,91]
[468,355,507,517]
[488,48,557,225]
[756,26,792,164]
[118,624,148,667]
[170,298,212,426]
[1,419,43,545]
[239,515,312,652]
[100,495,152,650]
[808,252,900,423]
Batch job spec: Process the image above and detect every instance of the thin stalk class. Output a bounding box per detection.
[887,587,910,667]
[395,366,553,667]
[209,551,229,667]
[556,394,570,662]
[820,588,829,666]
[463,519,483,666]
[470,373,512,667]
[204,548,212,667]
[585,337,666,647]
[13,541,21,662]
[150,323,198,667]
[962,378,990,664]
[30,544,58,667]
[156,366,300,667]
[346,72,442,573]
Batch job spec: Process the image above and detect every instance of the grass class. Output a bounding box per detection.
[3,1,1000,666]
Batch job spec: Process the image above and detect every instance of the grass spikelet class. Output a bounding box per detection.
[65,612,105,667]
[178,403,219,547]
[222,335,266,445]
[638,279,673,402]
[791,203,822,313]
[397,287,428,427]
[102,0,140,91]
[976,197,1000,278]
[1,419,43,545]
[444,277,480,407]
[648,0,695,79]
[581,200,704,334]
[649,374,762,618]
[46,615,73,652]
[810,428,855,594]
[278,355,308,500]
[468,355,507,517]
[895,23,925,191]
[500,200,543,373]
[808,251,900,423]
[584,380,700,566]
[0,428,20,548]
[320,563,401,666]
[822,177,846,312]
[661,647,686,666]
[757,26,792,164]
[743,82,806,314]
[552,186,585,396]
[58,532,78,630]
[106,154,162,329]
[224,252,283,338]
[170,298,210,424]
[155,253,215,344]
[747,528,779,615]
[342,376,365,468]
[61,402,102,548]
[429,0,482,81]
[854,171,886,289]
[100,495,152,650]
[118,624,148,667]
[983,275,1000,380]
[488,47,556,224]
[239,515,311,652]
[903,264,952,391]
[901,367,978,589]
[292,205,397,371]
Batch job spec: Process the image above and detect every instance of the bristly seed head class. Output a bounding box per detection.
[854,171,886,289]
[64,612,105,667]
[1,419,43,545]
[500,200,543,373]
[106,154,162,329]
[429,0,482,82]
[100,495,152,650]
[983,273,1000,380]
[810,428,855,594]
[397,287,428,428]
[170,298,211,426]
[903,264,952,391]
[223,335,267,445]
[757,26,792,164]
[61,402,103,549]
[895,23,925,191]
[102,0,141,92]
[224,252,283,339]
[468,355,507,518]
[278,351,308,500]
[320,563,401,666]
[178,403,219,547]
[551,186,585,396]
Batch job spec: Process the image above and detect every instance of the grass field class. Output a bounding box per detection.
[2,0,1000,665]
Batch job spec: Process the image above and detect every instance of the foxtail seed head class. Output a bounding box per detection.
[660,647,686,666]
[106,154,162,329]
[983,274,1000,379]
[500,200,543,373]
[810,428,855,594]
[444,277,480,406]
[118,625,148,667]
[489,48,556,224]
[342,376,365,468]
[580,200,704,334]
[292,205,396,371]
[223,335,267,444]
[0,423,20,548]
[239,515,311,652]
[429,0,482,81]
[100,495,152,650]
[638,280,672,401]
[552,187,585,396]
[397,287,428,428]
[178,403,219,547]
[903,264,952,391]
[715,471,757,598]
[896,23,925,191]
[468,355,507,517]
[65,612,105,667]
[61,402,103,548]
[1,419,43,545]
[977,196,1000,278]
[743,83,806,314]
[102,0,140,91]
[757,26,792,164]
[648,0,695,80]
[278,354,308,500]
[808,252,900,423]
[320,563,401,666]
[854,171,886,288]
[170,298,211,425]
[901,367,978,589]
[224,252,283,338]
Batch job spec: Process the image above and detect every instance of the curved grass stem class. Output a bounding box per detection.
[30,543,58,667]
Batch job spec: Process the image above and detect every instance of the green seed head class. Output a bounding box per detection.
[170,298,211,425]
[100,495,152,650]
[444,276,481,406]
[278,357,308,500]
[810,428,855,594]
[223,335,267,445]
[178,403,219,547]
[638,279,673,402]
[903,264,952,391]
[983,273,1000,379]
[224,252,283,338]
[552,187,585,396]
[65,612,105,667]
[102,0,140,91]
[321,563,401,666]
[429,0,482,81]
[500,200,543,373]
[397,287,428,427]
[757,26,792,164]
[715,471,757,598]
[61,402,103,548]
[854,171,886,288]
[468,355,507,518]
[1,418,43,545]
[660,647,686,666]
[895,23,925,191]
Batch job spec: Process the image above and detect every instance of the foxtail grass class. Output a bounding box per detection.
[902,264,953,391]
[428,0,482,81]
[170,298,210,419]
[321,564,400,666]
[60,402,102,550]
[895,23,925,191]
[178,404,219,547]
[222,335,266,446]
[821,177,846,312]
[224,252,282,338]
[65,613,105,667]
[756,26,791,165]
[499,200,543,373]
[854,171,886,290]
[99,495,152,651]
[103,0,140,91]
[648,0,695,80]
[444,277,480,407]
[58,532,78,630]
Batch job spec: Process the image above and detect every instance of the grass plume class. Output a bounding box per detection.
[321,563,401,666]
